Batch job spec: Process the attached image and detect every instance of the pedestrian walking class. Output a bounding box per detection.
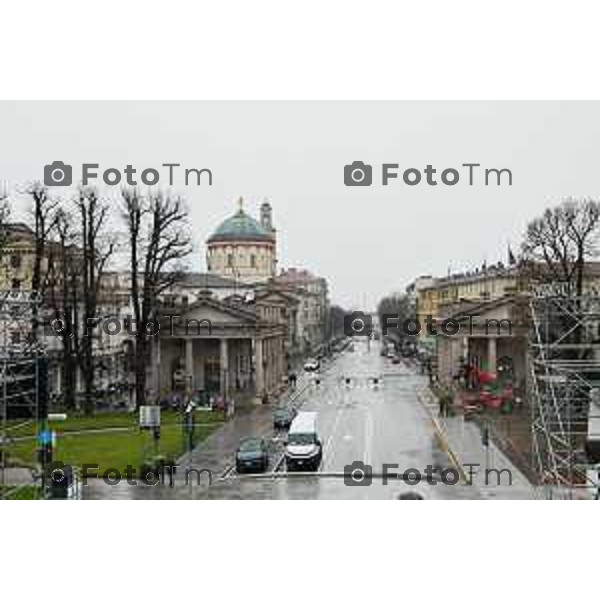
[439,388,447,417]
[427,358,434,383]
[439,385,453,417]
[288,372,297,388]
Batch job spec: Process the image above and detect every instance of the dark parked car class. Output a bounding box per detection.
[303,358,320,372]
[235,438,269,473]
[273,407,296,430]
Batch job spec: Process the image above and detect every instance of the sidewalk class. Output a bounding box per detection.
[417,386,537,499]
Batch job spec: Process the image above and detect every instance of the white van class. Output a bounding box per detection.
[285,411,322,471]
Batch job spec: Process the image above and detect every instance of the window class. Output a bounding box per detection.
[11,278,20,290]
[250,254,256,268]
[10,254,22,269]
[227,254,234,267]
[10,331,20,345]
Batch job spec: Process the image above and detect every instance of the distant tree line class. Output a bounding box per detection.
[377,293,414,342]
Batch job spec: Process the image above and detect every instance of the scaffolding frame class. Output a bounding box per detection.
[530,292,600,499]
[0,289,44,499]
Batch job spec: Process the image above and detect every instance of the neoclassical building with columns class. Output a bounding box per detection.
[147,199,288,405]
[150,292,287,403]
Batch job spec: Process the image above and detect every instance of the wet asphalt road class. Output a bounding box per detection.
[85,339,482,499]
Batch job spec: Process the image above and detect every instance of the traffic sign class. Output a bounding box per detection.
[38,430,53,445]
[139,405,161,428]
[48,413,68,421]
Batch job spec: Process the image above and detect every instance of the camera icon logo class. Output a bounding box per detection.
[44,161,73,186]
[344,311,373,337]
[44,460,75,489]
[344,161,372,186]
[344,460,373,486]
[44,313,74,338]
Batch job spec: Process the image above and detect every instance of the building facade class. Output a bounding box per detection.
[151,291,287,405]
[410,263,600,392]
[413,265,520,338]
[1,198,330,409]
[274,268,329,359]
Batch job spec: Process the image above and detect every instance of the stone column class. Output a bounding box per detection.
[185,338,194,393]
[264,338,271,392]
[220,338,229,396]
[255,338,264,396]
[279,337,285,385]
[268,338,275,390]
[461,336,469,362]
[269,338,275,390]
[487,336,497,374]
[276,338,282,386]
[245,338,252,389]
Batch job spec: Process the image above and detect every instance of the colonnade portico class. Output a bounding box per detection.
[151,296,287,404]
[173,334,285,399]
[434,295,529,390]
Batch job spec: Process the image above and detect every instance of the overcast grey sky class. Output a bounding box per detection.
[1,101,599,309]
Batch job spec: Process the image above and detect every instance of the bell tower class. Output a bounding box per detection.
[260,199,274,237]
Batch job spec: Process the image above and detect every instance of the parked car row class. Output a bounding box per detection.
[235,409,322,474]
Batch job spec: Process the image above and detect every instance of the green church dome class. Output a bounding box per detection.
[208,201,273,243]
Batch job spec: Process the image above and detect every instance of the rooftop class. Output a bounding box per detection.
[178,272,252,288]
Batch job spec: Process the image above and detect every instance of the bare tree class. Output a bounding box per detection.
[521,197,600,296]
[28,184,58,345]
[0,195,11,308]
[41,189,115,414]
[522,198,600,355]
[76,189,115,415]
[121,190,191,408]
[326,304,347,341]
[377,292,413,341]
[0,194,10,256]
[46,207,82,410]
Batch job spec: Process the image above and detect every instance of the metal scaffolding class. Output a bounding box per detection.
[0,289,43,499]
[530,292,600,499]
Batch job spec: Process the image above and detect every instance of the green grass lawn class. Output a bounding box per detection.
[6,411,224,476]
[0,485,43,500]
[8,411,208,438]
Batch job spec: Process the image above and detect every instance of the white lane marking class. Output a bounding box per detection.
[219,464,236,480]
[271,453,285,474]
[364,404,374,466]
[321,398,345,470]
